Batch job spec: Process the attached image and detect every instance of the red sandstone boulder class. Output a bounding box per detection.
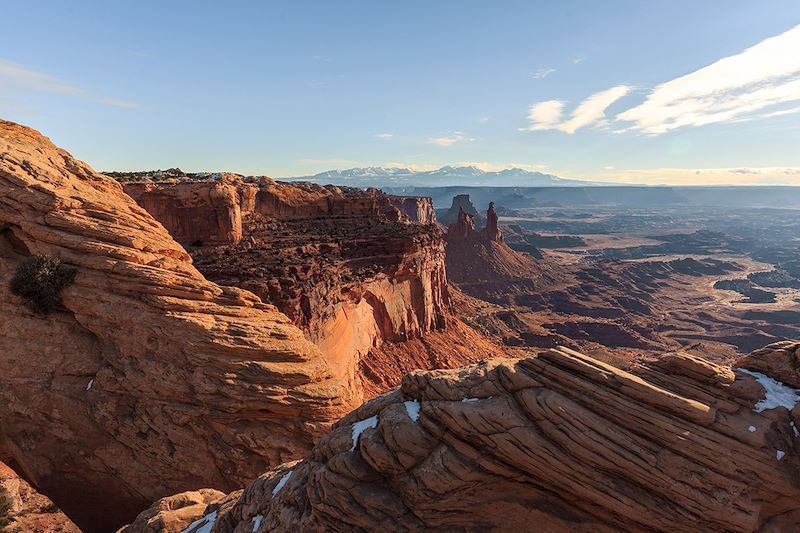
[0,119,356,532]
[121,340,800,532]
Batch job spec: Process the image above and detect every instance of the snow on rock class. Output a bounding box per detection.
[179,510,217,533]
[792,422,800,438]
[462,398,479,403]
[777,450,786,461]
[86,379,94,391]
[350,415,378,452]
[251,514,264,532]
[403,400,420,422]
[748,426,757,433]
[737,369,800,412]
[272,470,292,496]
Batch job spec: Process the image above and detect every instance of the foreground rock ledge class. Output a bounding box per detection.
[0,120,355,532]
[122,341,800,533]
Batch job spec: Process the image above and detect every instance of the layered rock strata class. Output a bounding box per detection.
[0,120,354,532]
[122,340,800,532]
[120,175,453,398]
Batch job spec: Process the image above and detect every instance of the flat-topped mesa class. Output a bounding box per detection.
[122,340,800,533]
[440,193,482,226]
[0,120,356,533]
[120,175,431,247]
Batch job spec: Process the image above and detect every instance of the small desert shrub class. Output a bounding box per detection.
[9,254,77,314]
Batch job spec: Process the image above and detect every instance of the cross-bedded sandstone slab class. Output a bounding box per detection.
[0,120,355,532]
[122,340,800,533]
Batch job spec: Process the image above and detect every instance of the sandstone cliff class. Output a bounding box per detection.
[122,340,800,532]
[119,175,463,400]
[0,120,355,532]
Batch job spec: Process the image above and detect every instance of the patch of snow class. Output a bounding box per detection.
[462,398,479,403]
[272,470,292,496]
[792,422,800,438]
[86,379,94,391]
[350,415,378,451]
[737,369,800,412]
[251,515,263,532]
[777,450,786,461]
[179,510,217,533]
[748,426,757,433]
[403,400,420,422]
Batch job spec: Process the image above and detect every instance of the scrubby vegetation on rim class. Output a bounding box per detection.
[10,255,77,314]
[0,485,12,531]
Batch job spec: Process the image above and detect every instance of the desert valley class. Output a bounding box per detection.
[1,120,800,532]
[3,3,800,532]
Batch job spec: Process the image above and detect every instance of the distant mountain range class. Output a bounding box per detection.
[286,166,614,188]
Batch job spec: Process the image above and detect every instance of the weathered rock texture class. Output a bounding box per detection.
[439,193,481,226]
[0,461,80,533]
[122,340,800,532]
[0,120,354,533]
[446,202,561,292]
[119,175,456,399]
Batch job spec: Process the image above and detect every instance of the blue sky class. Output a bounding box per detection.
[2,1,800,184]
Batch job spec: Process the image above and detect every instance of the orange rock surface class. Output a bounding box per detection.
[0,120,355,532]
[0,461,79,533]
[122,340,800,532]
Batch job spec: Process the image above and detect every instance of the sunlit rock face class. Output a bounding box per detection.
[0,120,355,533]
[122,175,455,401]
[123,340,800,533]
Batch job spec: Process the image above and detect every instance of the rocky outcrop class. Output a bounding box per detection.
[446,202,560,291]
[0,461,80,533]
[123,179,244,245]
[388,195,438,225]
[122,340,800,532]
[479,201,503,242]
[120,175,434,249]
[118,175,453,400]
[0,120,355,532]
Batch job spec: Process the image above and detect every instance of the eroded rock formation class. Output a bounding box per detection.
[440,193,481,226]
[122,340,800,532]
[445,201,561,291]
[116,174,468,399]
[0,120,355,532]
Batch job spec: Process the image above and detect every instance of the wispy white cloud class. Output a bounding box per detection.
[428,131,473,146]
[0,57,141,109]
[523,85,630,133]
[617,24,800,134]
[0,58,83,95]
[581,166,800,185]
[572,55,586,64]
[530,67,556,80]
[374,132,394,139]
[96,98,142,109]
[479,116,490,123]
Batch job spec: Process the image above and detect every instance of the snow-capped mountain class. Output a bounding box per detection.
[285,166,604,188]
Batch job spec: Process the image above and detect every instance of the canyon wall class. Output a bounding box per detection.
[121,177,452,398]
[0,120,356,533]
[122,340,800,533]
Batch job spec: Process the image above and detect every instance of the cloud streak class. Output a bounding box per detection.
[0,58,140,109]
[530,67,556,79]
[428,132,473,146]
[617,24,800,133]
[523,85,630,133]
